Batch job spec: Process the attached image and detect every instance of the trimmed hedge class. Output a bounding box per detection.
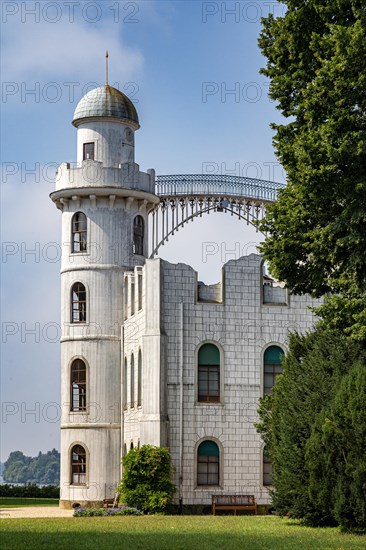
[0,483,60,498]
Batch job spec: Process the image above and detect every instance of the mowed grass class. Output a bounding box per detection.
[0,498,59,508]
[0,516,365,550]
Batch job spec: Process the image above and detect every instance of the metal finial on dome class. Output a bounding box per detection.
[106,50,109,85]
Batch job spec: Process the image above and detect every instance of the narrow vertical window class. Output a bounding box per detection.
[123,357,127,411]
[131,279,135,316]
[138,273,143,311]
[137,349,142,407]
[264,346,283,395]
[71,445,86,485]
[124,277,128,321]
[133,216,144,255]
[197,441,220,486]
[130,353,135,407]
[70,359,86,412]
[83,142,94,160]
[198,343,220,403]
[71,283,86,323]
[71,212,87,253]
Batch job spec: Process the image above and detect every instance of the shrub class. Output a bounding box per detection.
[118,445,175,514]
[73,506,142,517]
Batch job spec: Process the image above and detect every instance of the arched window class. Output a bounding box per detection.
[70,359,86,412]
[133,216,144,255]
[138,273,143,310]
[130,441,134,450]
[131,278,135,316]
[71,444,86,485]
[197,440,220,486]
[71,212,87,253]
[137,349,142,407]
[124,277,128,321]
[123,357,128,410]
[71,282,86,323]
[198,343,220,402]
[264,346,283,395]
[130,353,135,407]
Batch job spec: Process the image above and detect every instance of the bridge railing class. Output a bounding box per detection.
[155,174,286,202]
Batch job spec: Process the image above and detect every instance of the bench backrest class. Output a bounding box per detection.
[212,495,255,506]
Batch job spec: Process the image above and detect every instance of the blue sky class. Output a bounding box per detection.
[1,0,286,461]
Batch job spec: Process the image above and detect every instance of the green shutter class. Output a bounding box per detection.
[264,346,283,365]
[198,441,219,457]
[198,344,220,365]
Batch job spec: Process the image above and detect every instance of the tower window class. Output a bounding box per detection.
[197,440,220,486]
[71,282,86,323]
[70,359,86,412]
[133,216,144,255]
[198,343,220,403]
[264,346,283,395]
[71,444,86,485]
[83,142,94,160]
[71,212,87,253]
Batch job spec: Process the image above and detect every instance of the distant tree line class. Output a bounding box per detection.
[3,449,60,485]
[0,483,59,498]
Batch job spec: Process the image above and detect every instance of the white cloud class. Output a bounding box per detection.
[1,8,143,83]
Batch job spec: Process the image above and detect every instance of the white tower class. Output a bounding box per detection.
[51,81,158,508]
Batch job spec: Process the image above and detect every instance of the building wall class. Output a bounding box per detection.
[122,254,322,506]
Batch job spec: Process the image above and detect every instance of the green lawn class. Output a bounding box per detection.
[0,498,59,508]
[0,516,365,550]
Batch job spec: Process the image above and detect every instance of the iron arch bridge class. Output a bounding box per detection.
[149,174,285,257]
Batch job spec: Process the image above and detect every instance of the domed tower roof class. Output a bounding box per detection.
[72,85,139,128]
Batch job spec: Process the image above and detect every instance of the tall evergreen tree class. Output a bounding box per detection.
[257,0,366,336]
[256,0,366,530]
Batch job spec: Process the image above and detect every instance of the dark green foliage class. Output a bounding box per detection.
[306,362,366,532]
[118,445,175,514]
[0,483,60,498]
[256,0,366,532]
[3,449,60,485]
[257,329,366,530]
[257,0,366,338]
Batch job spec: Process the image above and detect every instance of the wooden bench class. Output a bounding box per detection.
[212,494,257,515]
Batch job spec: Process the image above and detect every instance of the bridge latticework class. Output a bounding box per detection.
[149,174,285,257]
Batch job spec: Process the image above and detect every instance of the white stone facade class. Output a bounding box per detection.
[51,84,321,509]
[122,255,321,507]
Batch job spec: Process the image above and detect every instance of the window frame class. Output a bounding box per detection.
[133,215,144,256]
[130,353,135,408]
[83,142,95,161]
[197,342,222,404]
[123,357,128,411]
[70,444,87,486]
[263,344,284,396]
[196,439,221,488]
[70,282,87,324]
[70,358,87,412]
[71,212,87,254]
[137,349,142,407]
